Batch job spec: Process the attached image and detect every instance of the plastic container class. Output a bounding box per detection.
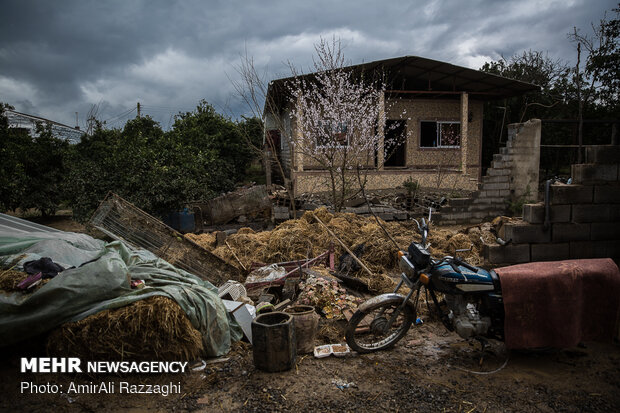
[285,305,320,354]
[163,208,195,233]
[251,312,296,372]
[178,208,195,233]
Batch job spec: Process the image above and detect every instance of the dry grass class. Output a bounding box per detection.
[188,207,495,292]
[47,296,203,361]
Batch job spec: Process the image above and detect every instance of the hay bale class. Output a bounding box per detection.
[0,269,28,291]
[0,269,50,292]
[185,233,216,250]
[47,296,203,361]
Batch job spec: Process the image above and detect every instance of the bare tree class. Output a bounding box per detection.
[229,47,299,214]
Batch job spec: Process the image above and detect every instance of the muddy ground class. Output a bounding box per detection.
[2,213,619,412]
[2,320,619,413]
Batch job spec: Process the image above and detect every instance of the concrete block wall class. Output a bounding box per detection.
[484,145,620,266]
[435,119,541,225]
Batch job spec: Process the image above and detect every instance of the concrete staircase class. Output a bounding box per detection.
[434,146,513,225]
[435,119,541,225]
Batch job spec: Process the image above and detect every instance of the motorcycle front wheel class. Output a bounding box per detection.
[345,299,415,353]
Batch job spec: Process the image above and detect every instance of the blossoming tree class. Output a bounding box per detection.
[287,38,400,210]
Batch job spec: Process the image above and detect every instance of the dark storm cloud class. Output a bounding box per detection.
[0,0,617,128]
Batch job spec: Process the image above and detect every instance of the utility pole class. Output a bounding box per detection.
[576,42,583,164]
[137,102,141,119]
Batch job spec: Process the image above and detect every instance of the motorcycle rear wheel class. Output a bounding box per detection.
[345,299,414,353]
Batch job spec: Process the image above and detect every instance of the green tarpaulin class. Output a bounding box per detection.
[0,230,241,357]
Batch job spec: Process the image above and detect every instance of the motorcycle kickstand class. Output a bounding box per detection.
[474,336,489,367]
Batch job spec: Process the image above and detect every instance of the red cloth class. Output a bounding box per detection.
[496,258,620,349]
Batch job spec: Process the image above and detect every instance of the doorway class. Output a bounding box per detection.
[384,120,406,167]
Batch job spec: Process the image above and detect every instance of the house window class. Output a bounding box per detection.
[317,120,349,147]
[420,121,461,148]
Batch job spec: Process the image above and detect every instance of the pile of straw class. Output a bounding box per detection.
[0,269,50,292]
[47,296,203,361]
[188,207,494,289]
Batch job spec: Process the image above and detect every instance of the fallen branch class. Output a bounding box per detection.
[313,215,374,277]
[225,240,247,271]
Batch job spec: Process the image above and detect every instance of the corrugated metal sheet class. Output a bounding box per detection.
[5,110,84,144]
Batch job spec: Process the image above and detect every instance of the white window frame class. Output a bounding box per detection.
[316,120,349,148]
[420,120,461,148]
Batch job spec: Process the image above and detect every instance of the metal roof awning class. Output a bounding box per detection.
[266,55,540,110]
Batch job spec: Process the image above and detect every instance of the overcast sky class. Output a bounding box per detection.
[0,0,616,130]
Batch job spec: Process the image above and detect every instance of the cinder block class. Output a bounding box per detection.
[523,203,571,224]
[504,223,551,244]
[487,168,511,176]
[482,189,500,197]
[552,223,590,242]
[273,206,290,220]
[491,160,509,169]
[393,211,408,220]
[569,241,616,259]
[572,163,618,184]
[531,243,570,262]
[594,184,620,203]
[483,175,510,184]
[585,145,620,164]
[572,204,611,223]
[484,244,530,264]
[448,198,472,207]
[590,222,620,241]
[483,182,510,191]
[606,240,620,258]
[550,184,593,205]
[498,189,511,197]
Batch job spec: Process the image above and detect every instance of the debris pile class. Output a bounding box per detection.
[296,273,363,320]
[189,207,495,282]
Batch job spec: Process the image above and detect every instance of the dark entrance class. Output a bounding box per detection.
[384,120,407,167]
[266,130,284,185]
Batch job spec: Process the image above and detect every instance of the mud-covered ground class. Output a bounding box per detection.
[2,320,619,413]
[2,213,619,412]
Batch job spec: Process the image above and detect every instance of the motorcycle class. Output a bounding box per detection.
[345,211,504,353]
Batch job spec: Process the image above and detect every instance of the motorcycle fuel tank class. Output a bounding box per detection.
[430,263,495,295]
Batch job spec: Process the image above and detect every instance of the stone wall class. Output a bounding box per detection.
[484,145,620,266]
[293,168,479,196]
[435,119,541,225]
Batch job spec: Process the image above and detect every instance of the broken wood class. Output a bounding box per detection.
[313,215,374,277]
[273,299,291,311]
[225,240,247,271]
